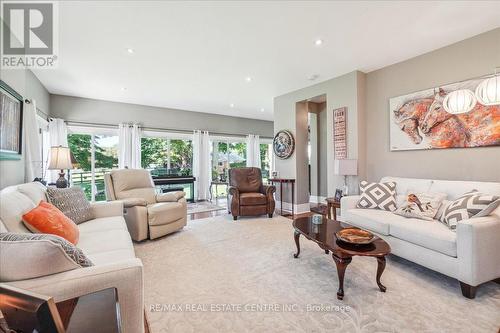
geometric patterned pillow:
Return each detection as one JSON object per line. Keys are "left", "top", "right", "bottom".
{"left": 0, "top": 232, "right": 93, "bottom": 267}
{"left": 356, "top": 181, "right": 397, "bottom": 211}
{"left": 47, "top": 187, "right": 94, "bottom": 224}
{"left": 441, "top": 191, "right": 500, "bottom": 230}
{"left": 0, "top": 232, "right": 93, "bottom": 281}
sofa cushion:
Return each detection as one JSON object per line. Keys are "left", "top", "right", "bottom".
{"left": 17, "top": 182, "right": 47, "bottom": 205}
{"left": 381, "top": 177, "right": 433, "bottom": 197}
{"left": 240, "top": 192, "right": 267, "bottom": 205}
{"left": 343, "top": 209, "right": 397, "bottom": 235}
{"left": 429, "top": 179, "right": 500, "bottom": 200}
{"left": 0, "top": 232, "right": 93, "bottom": 282}
{"left": 47, "top": 187, "right": 94, "bottom": 224}
{"left": 78, "top": 228, "right": 134, "bottom": 263}
{"left": 440, "top": 191, "right": 500, "bottom": 230}
{"left": 389, "top": 218, "right": 457, "bottom": 257}
{"left": 0, "top": 189, "right": 35, "bottom": 233}
{"left": 78, "top": 216, "right": 129, "bottom": 234}
{"left": 357, "top": 181, "right": 397, "bottom": 211}
{"left": 22, "top": 201, "right": 80, "bottom": 245}
{"left": 76, "top": 216, "right": 136, "bottom": 265}
{"left": 147, "top": 202, "right": 185, "bottom": 226}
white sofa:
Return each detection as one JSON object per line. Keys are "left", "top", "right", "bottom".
{"left": 340, "top": 176, "right": 500, "bottom": 299}
{"left": 0, "top": 182, "right": 144, "bottom": 333}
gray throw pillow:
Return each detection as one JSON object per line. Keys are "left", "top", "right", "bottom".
{"left": 356, "top": 181, "right": 397, "bottom": 211}
{"left": 47, "top": 187, "right": 94, "bottom": 224}
{"left": 0, "top": 232, "right": 93, "bottom": 282}
{"left": 440, "top": 191, "right": 500, "bottom": 230}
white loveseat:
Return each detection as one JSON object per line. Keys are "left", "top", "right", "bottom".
{"left": 0, "top": 182, "right": 144, "bottom": 333}
{"left": 340, "top": 176, "right": 500, "bottom": 299}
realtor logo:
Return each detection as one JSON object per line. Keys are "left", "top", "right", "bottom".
{"left": 1, "top": 1, "right": 58, "bottom": 68}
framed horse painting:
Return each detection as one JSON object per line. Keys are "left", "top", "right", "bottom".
{"left": 389, "top": 76, "right": 500, "bottom": 151}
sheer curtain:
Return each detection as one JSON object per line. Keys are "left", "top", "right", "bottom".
{"left": 24, "top": 100, "right": 42, "bottom": 182}
{"left": 193, "top": 130, "right": 210, "bottom": 201}
{"left": 48, "top": 118, "right": 68, "bottom": 182}
{"left": 246, "top": 134, "right": 261, "bottom": 168}
{"left": 118, "top": 123, "right": 142, "bottom": 169}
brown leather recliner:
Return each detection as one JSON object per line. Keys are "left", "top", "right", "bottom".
{"left": 228, "top": 167, "right": 276, "bottom": 220}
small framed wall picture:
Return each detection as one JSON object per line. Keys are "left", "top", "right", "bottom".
{"left": 334, "top": 189, "right": 343, "bottom": 202}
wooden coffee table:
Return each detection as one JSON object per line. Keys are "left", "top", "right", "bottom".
{"left": 293, "top": 216, "right": 391, "bottom": 300}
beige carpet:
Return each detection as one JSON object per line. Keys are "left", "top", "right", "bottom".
{"left": 134, "top": 215, "right": 500, "bottom": 333}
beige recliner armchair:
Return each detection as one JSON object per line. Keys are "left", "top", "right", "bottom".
{"left": 104, "top": 169, "right": 187, "bottom": 241}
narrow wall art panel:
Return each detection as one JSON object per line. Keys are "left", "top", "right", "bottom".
{"left": 333, "top": 107, "right": 347, "bottom": 159}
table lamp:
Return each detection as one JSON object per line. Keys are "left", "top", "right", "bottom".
{"left": 48, "top": 146, "right": 73, "bottom": 188}
{"left": 334, "top": 159, "right": 358, "bottom": 195}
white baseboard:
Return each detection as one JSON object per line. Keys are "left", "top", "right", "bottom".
{"left": 309, "top": 195, "right": 327, "bottom": 204}
{"left": 275, "top": 201, "right": 311, "bottom": 214}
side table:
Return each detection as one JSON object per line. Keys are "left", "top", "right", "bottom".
{"left": 268, "top": 178, "right": 295, "bottom": 217}
{"left": 326, "top": 197, "right": 341, "bottom": 220}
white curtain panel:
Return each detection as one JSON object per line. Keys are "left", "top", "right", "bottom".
{"left": 246, "top": 134, "right": 261, "bottom": 168}
{"left": 118, "top": 123, "right": 142, "bottom": 169}
{"left": 24, "top": 100, "right": 42, "bottom": 182}
{"left": 193, "top": 130, "right": 210, "bottom": 201}
{"left": 48, "top": 118, "right": 69, "bottom": 182}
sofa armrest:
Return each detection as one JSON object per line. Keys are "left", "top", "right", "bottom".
{"left": 156, "top": 191, "right": 185, "bottom": 203}
{"left": 8, "top": 258, "right": 144, "bottom": 333}
{"left": 120, "top": 198, "right": 148, "bottom": 208}
{"left": 457, "top": 216, "right": 500, "bottom": 286}
{"left": 91, "top": 201, "right": 124, "bottom": 218}
{"left": 340, "top": 195, "right": 360, "bottom": 216}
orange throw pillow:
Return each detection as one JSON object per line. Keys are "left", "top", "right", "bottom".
{"left": 22, "top": 201, "right": 79, "bottom": 245}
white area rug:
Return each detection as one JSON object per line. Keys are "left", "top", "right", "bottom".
{"left": 134, "top": 215, "right": 500, "bottom": 333}
{"left": 187, "top": 201, "right": 226, "bottom": 215}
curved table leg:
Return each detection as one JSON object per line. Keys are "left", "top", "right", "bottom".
{"left": 332, "top": 255, "right": 352, "bottom": 300}
{"left": 293, "top": 231, "right": 300, "bottom": 258}
{"left": 376, "top": 256, "right": 387, "bottom": 292}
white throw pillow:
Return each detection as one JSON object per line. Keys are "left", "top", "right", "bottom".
{"left": 394, "top": 192, "right": 447, "bottom": 221}
{"left": 0, "top": 232, "right": 93, "bottom": 282}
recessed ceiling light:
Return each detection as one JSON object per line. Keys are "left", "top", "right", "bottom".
{"left": 260, "top": 108, "right": 265, "bottom": 112}
{"left": 126, "top": 48, "right": 134, "bottom": 54}
{"left": 229, "top": 103, "right": 235, "bottom": 108}
{"left": 245, "top": 77, "right": 252, "bottom": 82}
{"left": 314, "top": 39, "right": 323, "bottom": 46}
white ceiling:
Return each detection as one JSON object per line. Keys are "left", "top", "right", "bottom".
{"left": 33, "top": 1, "right": 500, "bottom": 121}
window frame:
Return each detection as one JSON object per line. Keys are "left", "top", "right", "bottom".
{"left": 67, "top": 125, "right": 119, "bottom": 201}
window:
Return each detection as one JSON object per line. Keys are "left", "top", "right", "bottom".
{"left": 210, "top": 139, "right": 247, "bottom": 182}
{"left": 141, "top": 135, "right": 193, "bottom": 199}
{"left": 68, "top": 128, "right": 118, "bottom": 201}
{"left": 260, "top": 142, "right": 273, "bottom": 182}
{"left": 140, "top": 137, "right": 193, "bottom": 177}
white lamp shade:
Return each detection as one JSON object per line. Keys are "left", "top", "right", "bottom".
{"left": 442, "top": 89, "right": 477, "bottom": 114}
{"left": 48, "top": 146, "right": 73, "bottom": 170}
{"left": 334, "top": 159, "right": 357, "bottom": 176}
{"left": 475, "top": 75, "right": 500, "bottom": 106}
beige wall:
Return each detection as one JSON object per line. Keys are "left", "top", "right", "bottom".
{"left": 0, "top": 69, "right": 50, "bottom": 189}
{"left": 273, "top": 71, "right": 366, "bottom": 211}
{"left": 50, "top": 95, "right": 274, "bottom": 138}
{"left": 365, "top": 28, "right": 500, "bottom": 182}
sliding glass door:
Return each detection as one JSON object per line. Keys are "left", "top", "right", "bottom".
{"left": 68, "top": 128, "right": 118, "bottom": 201}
